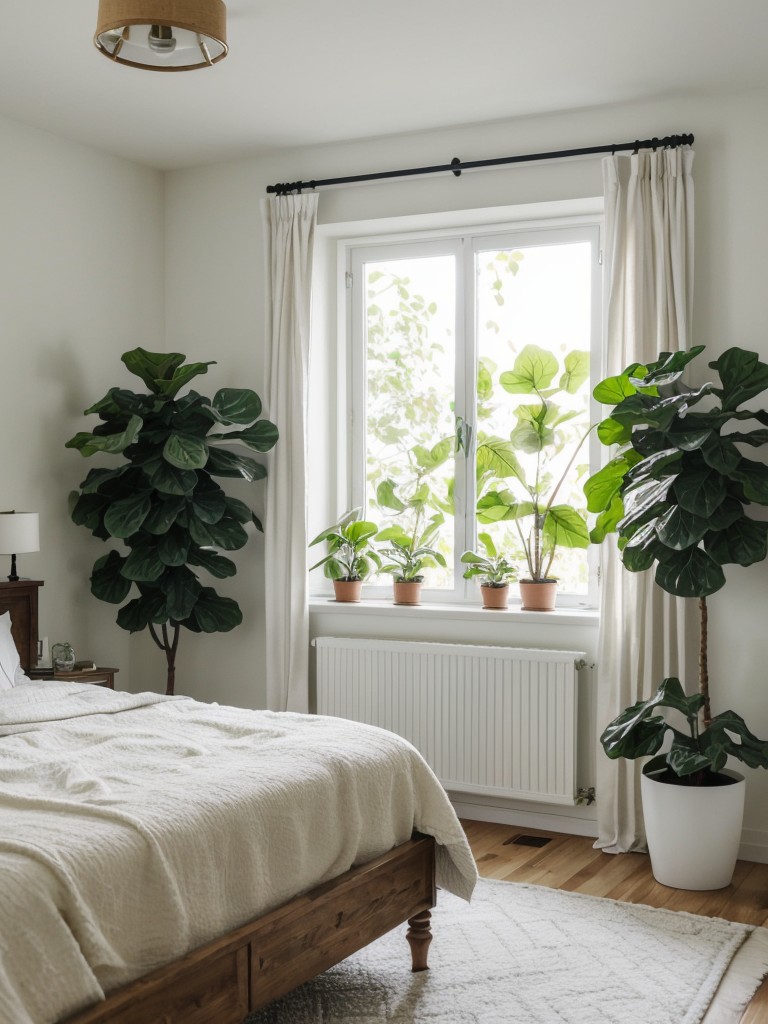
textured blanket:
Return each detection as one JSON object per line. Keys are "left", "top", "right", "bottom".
{"left": 0, "top": 682, "right": 477, "bottom": 1024}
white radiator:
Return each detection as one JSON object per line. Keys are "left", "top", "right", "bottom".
{"left": 314, "top": 637, "right": 584, "bottom": 806}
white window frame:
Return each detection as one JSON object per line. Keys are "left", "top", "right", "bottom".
{"left": 309, "top": 205, "right": 604, "bottom": 610}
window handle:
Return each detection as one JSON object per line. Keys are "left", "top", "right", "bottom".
{"left": 455, "top": 417, "right": 473, "bottom": 457}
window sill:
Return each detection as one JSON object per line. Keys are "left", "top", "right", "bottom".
{"left": 309, "top": 597, "right": 599, "bottom": 628}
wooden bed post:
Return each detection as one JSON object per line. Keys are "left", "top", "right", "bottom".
{"left": 406, "top": 909, "right": 432, "bottom": 971}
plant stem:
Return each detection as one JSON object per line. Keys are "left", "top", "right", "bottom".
{"left": 699, "top": 595, "right": 711, "bottom": 728}
{"left": 150, "top": 622, "right": 180, "bottom": 696}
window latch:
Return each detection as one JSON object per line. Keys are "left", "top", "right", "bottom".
{"left": 455, "top": 416, "right": 473, "bottom": 457}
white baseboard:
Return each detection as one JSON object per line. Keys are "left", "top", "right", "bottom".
{"left": 451, "top": 796, "right": 768, "bottom": 865}
{"left": 449, "top": 794, "right": 598, "bottom": 838}
{"left": 739, "top": 827, "right": 768, "bottom": 865}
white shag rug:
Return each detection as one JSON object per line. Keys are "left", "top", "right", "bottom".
{"left": 245, "top": 878, "right": 768, "bottom": 1024}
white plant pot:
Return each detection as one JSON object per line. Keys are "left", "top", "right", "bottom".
{"left": 641, "top": 757, "right": 746, "bottom": 890}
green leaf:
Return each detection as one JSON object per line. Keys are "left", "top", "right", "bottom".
{"left": 699, "top": 434, "right": 741, "bottom": 474}
{"left": 705, "top": 518, "right": 768, "bottom": 566}
{"left": 144, "top": 456, "right": 198, "bottom": 497}
{"left": 71, "top": 493, "right": 109, "bottom": 532}
{"left": 589, "top": 494, "right": 625, "bottom": 543}
{"left": 187, "top": 547, "right": 238, "bottom": 578}
{"left": 655, "top": 505, "right": 711, "bottom": 550}
{"left": 142, "top": 496, "right": 187, "bottom": 535}
{"left": 376, "top": 480, "right": 406, "bottom": 512}
{"left": 206, "top": 448, "right": 267, "bottom": 481}
{"left": 90, "top": 551, "right": 133, "bottom": 604}
{"left": 210, "top": 420, "right": 279, "bottom": 452}
{"left": 631, "top": 346, "right": 705, "bottom": 387}
{"left": 476, "top": 440, "right": 525, "bottom": 482}
{"left": 210, "top": 389, "right": 263, "bottom": 425}
{"left": 79, "top": 466, "right": 131, "bottom": 494}
{"left": 164, "top": 567, "right": 202, "bottom": 621}
{"left": 654, "top": 547, "right": 726, "bottom": 598}
{"left": 704, "top": 711, "right": 768, "bottom": 771}
{"left": 191, "top": 479, "right": 227, "bottom": 525}
{"left": 121, "top": 543, "right": 166, "bottom": 581}
{"left": 559, "top": 350, "right": 590, "bottom": 394}
{"left": 192, "top": 588, "right": 243, "bottom": 632}
{"left": 710, "top": 347, "right": 768, "bottom": 411}
{"left": 500, "top": 345, "right": 558, "bottom": 394}
{"left": 600, "top": 677, "right": 701, "bottom": 760}
{"left": 584, "top": 457, "right": 630, "bottom": 514}
{"left": 65, "top": 415, "right": 143, "bottom": 457}
{"left": 672, "top": 467, "right": 728, "bottom": 517}
{"left": 188, "top": 516, "right": 249, "bottom": 551}
{"left": 121, "top": 348, "right": 214, "bottom": 398}
{"left": 596, "top": 416, "right": 631, "bottom": 446}
{"left": 732, "top": 458, "right": 768, "bottom": 503}
{"left": 543, "top": 506, "right": 590, "bottom": 549}
{"left": 158, "top": 530, "right": 190, "bottom": 567}
{"left": 411, "top": 436, "right": 453, "bottom": 471}
{"left": 116, "top": 591, "right": 167, "bottom": 632}
{"left": 103, "top": 492, "right": 152, "bottom": 539}
{"left": 593, "top": 373, "right": 637, "bottom": 405}
{"left": 163, "top": 433, "right": 209, "bottom": 470}
{"left": 121, "top": 349, "right": 186, "bottom": 390}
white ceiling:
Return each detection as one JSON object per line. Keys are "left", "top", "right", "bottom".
{"left": 3, "top": 1, "right": 768, "bottom": 171}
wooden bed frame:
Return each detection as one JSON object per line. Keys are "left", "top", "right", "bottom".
{"left": 0, "top": 581, "right": 438, "bottom": 1024}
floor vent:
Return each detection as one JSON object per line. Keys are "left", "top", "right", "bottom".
{"left": 505, "top": 834, "right": 552, "bottom": 848}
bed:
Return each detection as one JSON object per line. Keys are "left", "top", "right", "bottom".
{"left": 0, "top": 586, "right": 477, "bottom": 1024}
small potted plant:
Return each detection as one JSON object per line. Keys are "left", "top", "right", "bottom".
{"left": 475, "top": 345, "right": 592, "bottom": 611}
{"left": 584, "top": 345, "right": 768, "bottom": 889}
{"left": 461, "top": 533, "right": 519, "bottom": 609}
{"left": 375, "top": 477, "right": 447, "bottom": 605}
{"left": 309, "top": 509, "right": 381, "bottom": 602}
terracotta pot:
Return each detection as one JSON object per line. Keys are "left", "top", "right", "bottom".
{"left": 480, "top": 583, "right": 509, "bottom": 610}
{"left": 393, "top": 580, "right": 423, "bottom": 606}
{"left": 332, "top": 578, "right": 363, "bottom": 603}
{"left": 518, "top": 579, "right": 557, "bottom": 611}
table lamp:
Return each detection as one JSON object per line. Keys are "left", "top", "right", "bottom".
{"left": 0, "top": 512, "right": 40, "bottom": 581}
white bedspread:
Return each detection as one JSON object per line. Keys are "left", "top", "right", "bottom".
{"left": 0, "top": 681, "right": 477, "bottom": 1024}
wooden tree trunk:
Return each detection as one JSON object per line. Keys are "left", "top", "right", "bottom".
{"left": 699, "top": 596, "right": 711, "bottom": 728}
{"left": 149, "top": 622, "right": 181, "bottom": 696}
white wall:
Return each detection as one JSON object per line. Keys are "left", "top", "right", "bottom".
{"left": 0, "top": 114, "right": 165, "bottom": 686}
{"left": 165, "top": 87, "right": 768, "bottom": 851}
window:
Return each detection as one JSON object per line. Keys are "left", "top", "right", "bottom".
{"left": 341, "top": 217, "right": 602, "bottom": 605}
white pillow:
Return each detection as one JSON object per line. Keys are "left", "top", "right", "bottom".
{"left": 0, "top": 611, "right": 31, "bottom": 689}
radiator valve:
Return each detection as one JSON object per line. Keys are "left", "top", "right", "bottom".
{"left": 576, "top": 786, "right": 596, "bottom": 806}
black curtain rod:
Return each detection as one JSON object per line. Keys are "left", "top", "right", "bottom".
{"left": 266, "top": 132, "right": 693, "bottom": 196}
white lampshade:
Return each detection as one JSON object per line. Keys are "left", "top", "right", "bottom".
{"left": 94, "top": 0, "right": 227, "bottom": 71}
{"left": 0, "top": 513, "right": 40, "bottom": 582}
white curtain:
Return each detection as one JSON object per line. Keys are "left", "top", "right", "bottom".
{"left": 595, "top": 147, "right": 696, "bottom": 853}
{"left": 264, "top": 193, "right": 319, "bottom": 712}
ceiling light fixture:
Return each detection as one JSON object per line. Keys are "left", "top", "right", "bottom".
{"left": 94, "top": 0, "right": 227, "bottom": 71}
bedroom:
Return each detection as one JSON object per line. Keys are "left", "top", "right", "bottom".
{"left": 1, "top": 1, "right": 768, "bottom": 1022}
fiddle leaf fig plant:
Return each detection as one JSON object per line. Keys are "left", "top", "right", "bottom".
{"left": 585, "top": 345, "right": 768, "bottom": 780}
{"left": 461, "top": 533, "right": 519, "bottom": 587}
{"left": 475, "top": 344, "right": 592, "bottom": 582}
{"left": 66, "top": 348, "right": 278, "bottom": 696}
{"left": 375, "top": 478, "right": 446, "bottom": 583}
{"left": 309, "top": 508, "right": 381, "bottom": 582}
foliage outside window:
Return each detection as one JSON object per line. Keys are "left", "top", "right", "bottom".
{"left": 345, "top": 221, "right": 600, "bottom": 603}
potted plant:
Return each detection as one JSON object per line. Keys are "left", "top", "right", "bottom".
{"left": 461, "top": 532, "right": 519, "bottom": 609}
{"left": 585, "top": 344, "right": 768, "bottom": 889}
{"left": 309, "top": 509, "right": 381, "bottom": 602}
{"left": 475, "top": 344, "right": 592, "bottom": 611}
{"left": 375, "top": 477, "right": 447, "bottom": 605}
{"left": 66, "top": 348, "right": 278, "bottom": 696}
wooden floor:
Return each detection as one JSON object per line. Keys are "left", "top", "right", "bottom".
{"left": 462, "top": 819, "right": 768, "bottom": 1023}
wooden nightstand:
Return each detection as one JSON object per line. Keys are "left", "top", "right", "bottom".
{"left": 29, "top": 667, "right": 118, "bottom": 689}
